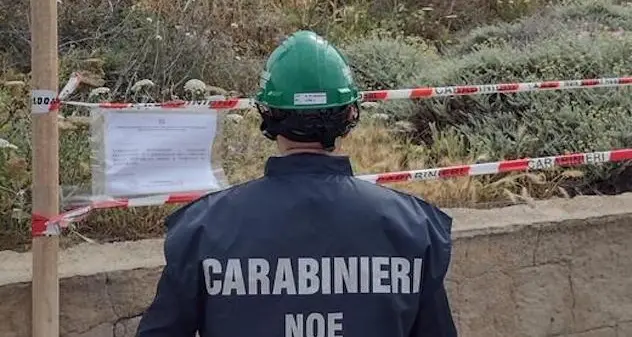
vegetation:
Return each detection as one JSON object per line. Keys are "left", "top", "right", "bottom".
{"left": 1, "top": 0, "right": 631, "bottom": 251}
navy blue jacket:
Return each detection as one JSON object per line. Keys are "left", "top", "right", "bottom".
{"left": 136, "top": 153, "right": 457, "bottom": 337}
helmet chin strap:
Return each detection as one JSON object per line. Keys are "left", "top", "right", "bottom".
{"left": 260, "top": 119, "right": 278, "bottom": 141}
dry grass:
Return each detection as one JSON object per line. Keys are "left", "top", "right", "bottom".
{"left": 216, "top": 109, "right": 541, "bottom": 207}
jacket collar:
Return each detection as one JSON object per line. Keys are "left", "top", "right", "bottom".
{"left": 264, "top": 153, "right": 354, "bottom": 177}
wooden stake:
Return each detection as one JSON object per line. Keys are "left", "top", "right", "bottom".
{"left": 30, "top": 0, "right": 60, "bottom": 335}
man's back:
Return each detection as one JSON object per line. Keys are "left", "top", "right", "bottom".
{"left": 137, "top": 153, "right": 457, "bottom": 337}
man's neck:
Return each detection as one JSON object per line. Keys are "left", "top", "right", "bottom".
{"left": 281, "top": 148, "right": 331, "bottom": 156}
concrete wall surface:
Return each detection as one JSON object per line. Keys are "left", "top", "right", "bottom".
{"left": 1, "top": 193, "right": 631, "bottom": 337}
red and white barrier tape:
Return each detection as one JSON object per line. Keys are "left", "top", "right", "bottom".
{"left": 63, "top": 98, "right": 255, "bottom": 111}
{"left": 360, "top": 148, "right": 632, "bottom": 184}
{"left": 32, "top": 148, "right": 632, "bottom": 236}
{"left": 361, "top": 76, "right": 632, "bottom": 101}
{"left": 58, "top": 72, "right": 82, "bottom": 102}
{"left": 32, "top": 191, "right": 210, "bottom": 236}
{"left": 60, "top": 76, "right": 632, "bottom": 111}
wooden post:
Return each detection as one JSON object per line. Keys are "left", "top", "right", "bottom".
{"left": 30, "top": 0, "right": 60, "bottom": 335}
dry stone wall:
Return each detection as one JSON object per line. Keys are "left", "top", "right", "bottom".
{"left": 1, "top": 193, "right": 631, "bottom": 337}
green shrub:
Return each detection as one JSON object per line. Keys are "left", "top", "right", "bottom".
{"left": 0, "top": 84, "right": 31, "bottom": 247}
{"left": 338, "top": 3, "right": 632, "bottom": 193}
{"left": 407, "top": 31, "right": 632, "bottom": 138}
{"left": 342, "top": 31, "right": 439, "bottom": 91}
{"left": 341, "top": 31, "right": 441, "bottom": 120}
{"left": 453, "top": 0, "right": 632, "bottom": 55}
{"left": 413, "top": 32, "right": 632, "bottom": 192}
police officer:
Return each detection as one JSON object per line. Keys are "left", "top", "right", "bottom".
{"left": 136, "top": 30, "right": 457, "bottom": 337}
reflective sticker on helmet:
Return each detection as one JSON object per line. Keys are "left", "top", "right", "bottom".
{"left": 259, "top": 71, "right": 271, "bottom": 89}
{"left": 343, "top": 66, "right": 353, "bottom": 82}
{"left": 294, "top": 93, "right": 327, "bottom": 105}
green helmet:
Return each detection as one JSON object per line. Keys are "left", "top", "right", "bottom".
{"left": 255, "top": 30, "right": 361, "bottom": 110}
{"left": 255, "top": 30, "right": 361, "bottom": 151}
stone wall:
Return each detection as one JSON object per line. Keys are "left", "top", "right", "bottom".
{"left": 1, "top": 193, "right": 631, "bottom": 337}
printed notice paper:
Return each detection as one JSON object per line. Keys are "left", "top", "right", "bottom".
{"left": 102, "top": 109, "right": 222, "bottom": 196}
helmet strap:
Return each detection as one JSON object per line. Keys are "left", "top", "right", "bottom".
{"left": 259, "top": 118, "right": 279, "bottom": 141}
{"left": 256, "top": 103, "right": 360, "bottom": 152}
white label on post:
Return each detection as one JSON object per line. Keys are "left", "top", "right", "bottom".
{"left": 31, "top": 90, "right": 56, "bottom": 114}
